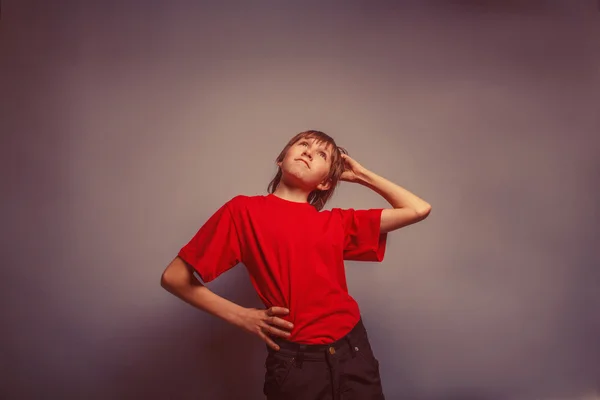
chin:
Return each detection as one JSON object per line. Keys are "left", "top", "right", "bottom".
{"left": 282, "top": 171, "right": 314, "bottom": 189}
{"left": 283, "top": 163, "right": 306, "bottom": 177}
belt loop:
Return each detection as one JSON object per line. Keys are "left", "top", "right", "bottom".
{"left": 295, "top": 345, "right": 306, "bottom": 369}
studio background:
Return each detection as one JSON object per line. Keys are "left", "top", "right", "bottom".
{"left": 1, "top": 1, "right": 599, "bottom": 399}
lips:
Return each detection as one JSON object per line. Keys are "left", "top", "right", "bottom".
{"left": 296, "top": 159, "right": 309, "bottom": 168}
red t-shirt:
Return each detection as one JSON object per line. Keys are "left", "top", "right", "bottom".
{"left": 178, "top": 194, "right": 387, "bottom": 344}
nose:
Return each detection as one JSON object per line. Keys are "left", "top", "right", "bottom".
{"left": 302, "top": 149, "right": 312, "bottom": 160}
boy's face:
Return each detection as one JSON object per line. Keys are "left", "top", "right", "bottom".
{"left": 278, "top": 137, "right": 333, "bottom": 191}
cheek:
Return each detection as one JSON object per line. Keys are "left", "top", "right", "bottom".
{"left": 315, "top": 163, "right": 331, "bottom": 179}
{"left": 285, "top": 148, "right": 300, "bottom": 161}
{"left": 280, "top": 152, "right": 294, "bottom": 166}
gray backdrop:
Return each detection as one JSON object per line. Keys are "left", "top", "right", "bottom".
{"left": 2, "top": 1, "right": 599, "bottom": 399}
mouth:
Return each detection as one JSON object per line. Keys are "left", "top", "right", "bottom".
{"left": 296, "top": 159, "right": 310, "bottom": 168}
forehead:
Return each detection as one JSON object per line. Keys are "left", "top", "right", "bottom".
{"left": 299, "top": 135, "right": 334, "bottom": 152}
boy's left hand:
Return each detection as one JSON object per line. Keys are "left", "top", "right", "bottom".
{"left": 340, "top": 154, "right": 367, "bottom": 183}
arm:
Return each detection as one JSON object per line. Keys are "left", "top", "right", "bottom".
{"left": 340, "top": 154, "right": 432, "bottom": 234}
{"left": 161, "top": 256, "right": 248, "bottom": 325}
{"left": 161, "top": 256, "right": 293, "bottom": 350}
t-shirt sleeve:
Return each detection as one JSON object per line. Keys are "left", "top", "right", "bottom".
{"left": 338, "top": 208, "right": 387, "bottom": 262}
{"left": 177, "top": 201, "right": 242, "bottom": 283}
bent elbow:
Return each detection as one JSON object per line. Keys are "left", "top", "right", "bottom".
{"left": 160, "top": 269, "right": 176, "bottom": 291}
{"left": 160, "top": 258, "right": 184, "bottom": 290}
{"left": 416, "top": 204, "right": 432, "bottom": 220}
{"left": 161, "top": 256, "right": 198, "bottom": 293}
{"left": 160, "top": 270, "right": 172, "bottom": 289}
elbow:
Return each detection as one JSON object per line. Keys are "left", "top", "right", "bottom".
{"left": 416, "top": 203, "right": 432, "bottom": 220}
{"left": 160, "top": 257, "right": 186, "bottom": 291}
{"left": 161, "top": 256, "right": 199, "bottom": 293}
{"left": 160, "top": 268, "right": 176, "bottom": 291}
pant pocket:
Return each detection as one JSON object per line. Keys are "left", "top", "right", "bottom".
{"left": 355, "top": 345, "right": 380, "bottom": 372}
{"left": 346, "top": 340, "right": 385, "bottom": 398}
{"left": 354, "top": 333, "right": 380, "bottom": 368}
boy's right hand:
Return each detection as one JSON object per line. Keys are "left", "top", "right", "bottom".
{"left": 237, "top": 306, "right": 294, "bottom": 351}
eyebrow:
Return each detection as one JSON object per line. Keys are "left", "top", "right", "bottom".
{"left": 304, "top": 138, "right": 332, "bottom": 157}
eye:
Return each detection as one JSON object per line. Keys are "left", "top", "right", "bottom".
{"left": 299, "top": 141, "right": 309, "bottom": 147}
{"left": 319, "top": 151, "right": 327, "bottom": 159}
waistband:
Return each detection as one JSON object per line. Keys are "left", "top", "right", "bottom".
{"left": 270, "top": 318, "right": 366, "bottom": 355}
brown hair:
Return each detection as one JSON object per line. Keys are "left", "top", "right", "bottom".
{"left": 267, "top": 130, "right": 348, "bottom": 211}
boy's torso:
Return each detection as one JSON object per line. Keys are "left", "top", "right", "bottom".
{"left": 231, "top": 195, "right": 361, "bottom": 344}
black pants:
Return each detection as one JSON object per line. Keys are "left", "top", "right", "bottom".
{"left": 263, "top": 318, "right": 385, "bottom": 400}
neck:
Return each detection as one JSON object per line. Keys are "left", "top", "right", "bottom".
{"left": 272, "top": 182, "right": 311, "bottom": 203}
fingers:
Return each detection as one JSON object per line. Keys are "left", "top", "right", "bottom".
{"left": 259, "top": 307, "right": 294, "bottom": 350}
{"left": 260, "top": 321, "right": 292, "bottom": 338}
{"left": 267, "top": 316, "right": 294, "bottom": 331}
{"left": 267, "top": 306, "right": 289, "bottom": 316}
{"left": 259, "top": 330, "right": 280, "bottom": 351}
{"left": 265, "top": 308, "right": 294, "bottom": 332}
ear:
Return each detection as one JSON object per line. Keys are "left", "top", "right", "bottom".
{"left": 316, "top": 179, "right": 332, "bottom": 191}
